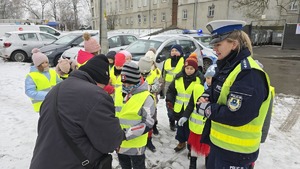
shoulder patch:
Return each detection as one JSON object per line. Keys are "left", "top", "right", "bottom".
{"left": 241, "top": 59, "right": 251, "bottom": 70}
{"left": 227, "top": 94, "right": 243, "bottom": 112}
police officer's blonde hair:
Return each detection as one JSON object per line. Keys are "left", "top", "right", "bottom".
{"left": 226, "top": 31, "right": 253, "bottom": 55}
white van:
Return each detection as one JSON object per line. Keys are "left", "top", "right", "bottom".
{"left": 0, "top": 25, "right": 61, "bottom": 37}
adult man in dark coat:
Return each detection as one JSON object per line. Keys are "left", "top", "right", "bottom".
{"left": 30, "top": 54, "right": 124, "bottom": 169}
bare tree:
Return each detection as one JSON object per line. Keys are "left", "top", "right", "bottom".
{"left": 38, "top": 0, "right": 48, "bottom": 20}
{"left": 71, "top": 0, "right": 79, "bottom": 29}
{"left": 48, "top": 0, "right": 59, "bottom": 21}
{"left": 0, "top": 0, "right": 23, "bottom": 19}
{"left": 22, "top": 0, "right": 40, "bottom": 19}
{"left": 59, "top": 1, "right": 76, "bottom": 30}
{"left": 233, "top": 0, "right": 270, "bottom": 18}
{"left": 234, "top": 0, "right": 300, "bottom": 19}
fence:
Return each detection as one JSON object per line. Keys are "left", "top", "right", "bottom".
{"left": 282, "top": 23, "right": 300, "bottom": 50}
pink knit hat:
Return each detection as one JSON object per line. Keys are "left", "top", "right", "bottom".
{"left": 119, "top": 50, "right": 132, "bottom": 60}
{"left": 57, "top": 58, "right": 71, "bottom": 74}
{"left": 83, "top": 32, "right": 101, "bottom": 54}
{"left": 31, "top": 48, "right": 49, "bottom": 67}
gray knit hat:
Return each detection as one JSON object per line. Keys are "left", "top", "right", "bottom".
{"left": 138, "top": 56, "right": 153, "bottom": 74}
{"left": 121, "top": 61, "right": 141, "bottom": 84}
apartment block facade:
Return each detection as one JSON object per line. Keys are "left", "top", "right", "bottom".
{"left": 91, "top": 0, "right": 299, "bottom": 33}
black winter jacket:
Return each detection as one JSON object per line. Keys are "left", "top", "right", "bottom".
{"left": 30, "top": 70, "right": 124, "bottom": 169}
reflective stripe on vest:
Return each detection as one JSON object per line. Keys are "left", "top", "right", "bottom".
{"left": 118, "top": 91, "right": 150, "bottom": 148}
{"left": 173, "top": 77, "right": 200, "bottom": 113}
{"left": 164, "top": 57, "right": 184, "bottom": 82}
{"left": 28, "top": 69, "right": 57, "bottom": 112}
{"left": 210, "top": 56, "right": 271, "bottom": 153}
{"left": 188, "top": 84, "right": 205, "bottom": 134}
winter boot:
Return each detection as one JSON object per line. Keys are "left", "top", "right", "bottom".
{"left": 153, "top": 121, "right": 159, "bottom": 135}
{"left": 146, "top": 138, "right": 156, "bottom": 152}
{"left": 169, "top": 120, "right": 176, "bottom": 131}
{"left": 189, "top": 157, "right": 197, "bottom": 169}
{"left": 174, "top": 142, "right": 186, "bottom": 152}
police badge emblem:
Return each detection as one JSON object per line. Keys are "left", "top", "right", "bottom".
{"left": 227, "top": 94, "right": 242, "bottom": 111}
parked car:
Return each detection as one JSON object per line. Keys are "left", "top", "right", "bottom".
{"left": 39, "top": 32, "right": 98, "bottom": 66}
{"left": 196, "top": 41, "right": 217, "bottom": 72}
{"left": 124, "top": 34, "right": 204, "bottom": 71}
{"left": 0, "top": 31, "right": 58, "bottom": 62}
{"left": 61, "top": 33, "right": 138, "bottom": 61}
{"left": 0, "top": 25, "right": 61, "bottom": 37}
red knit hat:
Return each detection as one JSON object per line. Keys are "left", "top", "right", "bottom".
{"left": 114, "top": 53, "right": 126, "bottom": 67}
{"left": 185, "top": 52, "right": 198, "bottom": 70}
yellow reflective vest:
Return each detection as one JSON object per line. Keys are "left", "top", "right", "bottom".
{"left": 174, "top": 76, "right": 200, "bottom": 113}
{"left": 164, "top": 57, "right": 184, "bottom": 83}
{"left": 28, "top": 69, "right": 57, "bottom": 112}
{"left": 210, "top": 56, "right": 271, "bottom": 153}
{"left": 188, "top": 84, "right": 205, "bottom": 134}
{"left": 146, "top": 68, "right": 161, "bottom": 85}
{"left": 118, "top": 91, "right": 150, "bottom": 148}
{"left": 110, "top": 66, "right": 123, "bottom": 116}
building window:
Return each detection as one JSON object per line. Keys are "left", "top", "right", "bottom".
{"left": 91, "top": 7, "right": 94, "bottom": 17}
{"left": 130, "top": 17, "right": 134, "bottom": 24}
{"left": 162, "top": 0, "right": 167, "bottom": 3}
{"left": 115, "top": 1, "right": 118, "bottom": 12}
{"left": 119, "top": 18, "right": 122, "bottom": 26}
{"left": 130, "top": 0, "right": 133, "bottom": 8}
{"left": 138, "top": 14, "right": 142, "bottom": 23}
{"left": 153, "top": 0, "right": 158, "bottom": 4}
{"left": 208, "top": 4, "right": 215, "bottom": 17}
{"left": 153, "top": 13, "right": 157, "bottom": 23}
{"left": 143, "top": 15, "right": 147, "bottom": 23}
{"left": 110, "top": 2, "right": 113, "bottom": 14}
{"left": 290, "top": 0, "right": 298, "bottom": 10}
{"left": 182, "top": 9, "right": 187, "bottom": 19}
{"left": 161, "top": 12, "right": 166, "bottom": 21}
{"left": 138, "top": 0, "right": 142, "bottom": 7}
{"left": 143, "top": 0, "right": 147, "bottom": 6}
{"left": 125, "top": 0, "right": 129, "bottom": 9}
{"left": 126, "top": 17, "right": 129, "bottom": 25}
{"left": 119, "top": 0, "right": 122, "bottom": 11}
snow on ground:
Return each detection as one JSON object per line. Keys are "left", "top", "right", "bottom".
{"left": 0, "top": 59, "right": 300, "bottom": 169}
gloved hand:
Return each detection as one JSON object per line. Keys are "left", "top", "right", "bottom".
{"left": 103, "top": 85, "right": 115, "bottom": 95}
{"left": 197, "top": 102, "right": 211, "bottom": 118}
{"left": 178, "top": 117, "right": 188, "bottom": 126}
{"left": 166, "top": 101, "right": 173, "bottom": 110}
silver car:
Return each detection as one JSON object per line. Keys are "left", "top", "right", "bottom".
{"left": 125, "top": 34, "right": 204, "bottom": 71}
{"left": 61, "top": 33, "right": 138, "bottom": 61}
{"left": 0, "top": 31, "right": 58, "bottom": 62}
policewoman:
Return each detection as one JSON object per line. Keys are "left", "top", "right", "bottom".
{"left": 197, "top": 20, "right": 271, "bottom": 169}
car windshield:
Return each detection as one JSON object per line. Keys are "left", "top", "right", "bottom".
{"left": 126, "top": 39, "right": 162, "bottom": 60}
{"left": 194, "top": 36, "right": 212, "bottom": 48}
{"left": 54, "top": 34, "right": 79, "bottom": 45}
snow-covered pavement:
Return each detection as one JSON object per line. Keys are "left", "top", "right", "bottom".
{"left": 0, "top": 60, "right": 299, "bottom": 169}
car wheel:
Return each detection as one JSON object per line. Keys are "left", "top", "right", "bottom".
{"left": 203, "top": 58, "right": 212, "bottom": 73}
{"left": 53, "top": 55, "right": 61, "bottom": 67}
{"left": 11, "top": 51, "right": 27, "bottom": 62}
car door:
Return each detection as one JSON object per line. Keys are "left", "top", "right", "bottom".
{"left": 108, "top": 35, "right": 122, "bottom": 51}
{"left": 18, "top": 33, "right": 42, "bottom": 56}
{"left": 38, "top": 32, "right": 57, "bottom": 45}
{"left": 121, "top": 35, "right": 138, "bottom": 46}
{"left": 178, "top": 39, "right": 203, "bottom": 69}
